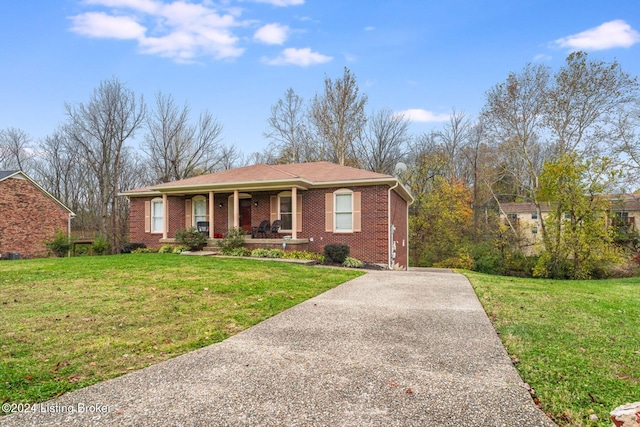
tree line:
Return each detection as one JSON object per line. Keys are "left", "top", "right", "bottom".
{"left": 2, "top": 53, "right": 640, "bottom": 278}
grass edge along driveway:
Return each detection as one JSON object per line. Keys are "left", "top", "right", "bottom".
{"left": 1, "top": 254, "right": 363, "bottom": 411}
{"left": 464, "top": 271, "right": 640, "bottom": 427}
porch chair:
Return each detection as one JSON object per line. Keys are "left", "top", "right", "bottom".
{"left": 253, "top": 220, "right": 270, "bottom": 238}
{"left": 270, "top": 220, "right": 282, "bottom": 236}
{"left": 196, "top": 221, "right": 210, "bottom": 234}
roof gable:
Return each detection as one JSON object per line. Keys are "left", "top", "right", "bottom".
{"left": 0, "top": 170, "right": 74, "bottom": 214}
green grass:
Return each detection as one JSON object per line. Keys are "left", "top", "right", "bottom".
{"left": 464, "top": 271, "right": 640, "bottom": 427}
{"left": 0, "top": 254, "right": 363, "bottom": 412}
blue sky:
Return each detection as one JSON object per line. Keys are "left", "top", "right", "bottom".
{"left": 2, "top": 0, "right": 640, "bottom": 156}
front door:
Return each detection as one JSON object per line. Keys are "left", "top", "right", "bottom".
{"left": 239, "top": 199, "right": 252, "bottom": 233}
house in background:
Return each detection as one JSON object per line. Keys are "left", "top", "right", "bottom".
{"left": 500, "top": 194, "right": 640, "bottom": 255}
{"left": 0, "top": 170, "right": 74, "bottom": 259}
{"left": 121, "top": 162, "right": 413, "bottom": 269}
{"left": 499, "top": 202, "right": 546, "bottom": 255}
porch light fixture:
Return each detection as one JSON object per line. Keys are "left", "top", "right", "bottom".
{"left": 218, "top": 203, "right": 224, "bottom": 208}
{"left": 254, "top": 201, "right": 259, "bottom": 207}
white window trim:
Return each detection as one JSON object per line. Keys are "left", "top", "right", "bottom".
{"left": 278, "top": 191, "right": 293, "bottom": 232}
{"left": 334, "top": 189, "right": 353, "bottom": 233}
{"left": 151, "top": 197, "right": 164, "bottom": 234}
{"left": 192, "top": 195, "right": 207, "bottom": 227}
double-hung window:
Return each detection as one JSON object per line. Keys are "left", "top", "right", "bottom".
{"left": 151, "top": 198, "right": 164, "bottom": 233}
{"left": 279, "top": 194, "right": 292, "bottom": 231}
{"left": 334, "top": 191, "right": 353, "bottom": 232}
{"left": 193, "top": 196, "right": 207, "bottom": 226}
{"left": 324, "top": 189, "right": 360, "bottom": 233}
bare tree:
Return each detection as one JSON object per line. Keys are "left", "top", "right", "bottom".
{"left": 613, "top": 103, "right": 640, "bottom": 181}
{"left": 0, "top": 127, "right": 34, "bottom": 172}
{"left": 64, "top": 76, "right": 145, "bottom": 252}
{"left": 438, "top": 109, "right": 471, "bottom": 180}
{"left": 310, "top": 67, "right": 368, "bottom": 165}
{"left": 264, "top": 88, "right": 313, "bottom": 163}
{"left": 355, "top": 109, "right": 410, "bottom": 174}
{"left": 405, "top": 131, "right": 449, "bottom": 195}
{"left": 545, "top": 51, "right": 639, "bottom": 157}
{"left": 143, "top": 92, "right": 190, "bottom": 182}
{"left": 218, "top": 144, "right": 242, "bottom": 170}
{"left": 459, "top": 119, "right": 494, "bottom": 240}
{"left": 33, "top": 130, "right": 79, "bottom": 204}
{"left": 482, "top": 62, "right": 552, "bottom": 249}
{"left": 142, "top": 92, "right": 225, "bottom": 182}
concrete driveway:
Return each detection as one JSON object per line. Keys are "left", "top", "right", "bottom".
{"left": 1, "top": 269, "right": 556, "bottom": 426}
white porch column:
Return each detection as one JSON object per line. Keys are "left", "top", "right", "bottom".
{"left": 291, "top": 187, "right": 297, "bottom": 240}
{"left": 162, "top": 194, "right": 168, "bottom": 240}
{"left": 233, "top": 189, "right": 239, "bottom": 229}
{"left": 208, "top": 191, "right": 215, "bottom": 238}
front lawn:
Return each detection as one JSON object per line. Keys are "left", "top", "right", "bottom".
{"left": 0, "top": 254, "right": 362, "bottom": 411}
{"left": 465, "top": 271, "right": 640, "bottom": 427}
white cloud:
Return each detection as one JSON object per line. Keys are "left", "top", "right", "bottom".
{"left": 344, "top": 52, "right": 357, "bottom": 62}
{"left": 70, "top": 12, "right": 146, "bottom": 39}
{"left": 253, "top": 0, "right": 304, "bottom": 6}
{"left": 265, "top": 47, "right": 332, "bottom": 66}
{"left": 70, "top": 1, "right": 245, "bottom": 61}
{"left": 554, "top": 20, "right": 640, "bottom": 51}
{"left": 254, "top": 23, "right": 289, "bottom": 44}
{"left": 84, "top": 0, "right": 160, "bottom": 14}
{"left": 395, "top": 109, "right": 450, "bottom": 123}
{"left": 533, "top": 53, "right": 552, "bottom": 62}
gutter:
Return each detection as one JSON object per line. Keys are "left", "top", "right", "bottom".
{"left": 388, "top": 181, "right": 399, "bottom": 270}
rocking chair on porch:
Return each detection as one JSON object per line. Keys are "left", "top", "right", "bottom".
{"left": 196, "top": 221, "right": 210, "bottom": 234}
{"left": 269, "top": 220, "right": 282, "bottom": 236}
{"left": 252, "top": 220, "right": 270, "bottom": 238}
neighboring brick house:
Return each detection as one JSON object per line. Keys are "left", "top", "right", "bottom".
{"left": 0, "top": 170, "right": 74, "bottom": 259}
{"left": 121, "top": 162, "right": 413, "bottom": 269}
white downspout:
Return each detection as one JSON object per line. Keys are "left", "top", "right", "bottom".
{"left": 68, "top": 213, "right": 75, "bottom": 257}
{"left": 388, "top": 181, "right": 399, "bottom": 269}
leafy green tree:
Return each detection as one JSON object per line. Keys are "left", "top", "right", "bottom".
{"left": 409, "top": 176, "right": 472, "bottom": 266}
{"left": 534, "top": 154, "right": 622, "bottom": 279}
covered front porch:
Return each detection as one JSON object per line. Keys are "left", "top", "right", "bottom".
{"left": 156, "top": 186, "right": 305, "bottom": 242}
{"left": 160, "top": 236, "right": 310, "bottom": 253}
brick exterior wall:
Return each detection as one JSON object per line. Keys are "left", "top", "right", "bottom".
{"left": 0, "top": 176, "right": 70, "bottom": 258}
{"left": 128, "top": 184, "right": 408, "bottom": 267}
{"left": 390, "top": 189, "right": 409, "bottom": 269}
{"left": 298, "top": 185, "right": 390, "bottom": 265}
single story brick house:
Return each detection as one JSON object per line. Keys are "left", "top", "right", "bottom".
{"left": 121, "top": 162, "right": 413, "bottom": 269}
{"left": 0, "top": 170, "right": 74, "bottom": 259}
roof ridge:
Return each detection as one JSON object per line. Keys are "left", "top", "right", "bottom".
{"left": 268, "top": 163, "right": 302, "bottom": 178}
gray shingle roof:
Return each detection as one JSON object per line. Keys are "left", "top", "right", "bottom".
{"left": 0, "top": 170, "right": 19, "bottom": 181}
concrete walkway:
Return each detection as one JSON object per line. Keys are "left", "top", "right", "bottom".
{"left": 1, "top": 270, "right": 556, "bottom": 427}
